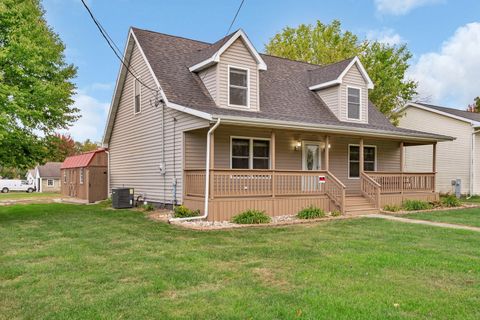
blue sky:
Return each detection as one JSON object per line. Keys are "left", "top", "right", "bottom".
{"left": 42, "top": 0, "right": 480, "bottom": 142}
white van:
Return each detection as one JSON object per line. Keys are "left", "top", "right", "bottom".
{"left": 0, "top": 180, "right": 36, "bottom": 193}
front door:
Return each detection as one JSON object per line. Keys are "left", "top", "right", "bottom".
{"left": 302, "top": 141, "right": 321, "bottom": 171}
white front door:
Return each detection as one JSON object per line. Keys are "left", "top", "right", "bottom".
{"left": 302, "top": 141, "right": 321, "bottom": 171}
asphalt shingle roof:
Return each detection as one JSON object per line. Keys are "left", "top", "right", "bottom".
{"left": 37, "top": 162, "right": 61, "bottom": 178}
{"left": 132, "top": 27, "right": 450, "bottom": 140}
{"left": 415, "top": 102, "right": 480, "bottom": 123}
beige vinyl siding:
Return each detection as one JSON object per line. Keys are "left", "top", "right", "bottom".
{"left": 218, "top": 38, "right": 259, "bottom": 111}
{"left": 317, "top": 86, "right": 340, "bottom": 118}
{"left": 108, "top": 42, "right": 209, "bottom": 204}
{"left": 339, "top": 64, "right": 368, "bottom": 123}
{"left": 399, "top": 106, "right": 472, "bottom": 194}
{"left": 198, "top": 65, "right": 218, "bottom": 102}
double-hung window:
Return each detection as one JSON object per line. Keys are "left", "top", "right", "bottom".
{"left": 229, "top": 67, "right": 248, "bottom": 107}
{"left": 347, "top": 87, "right": 361, "bottom": 120}
{"left": 47, "top": 179, "right": 54, "bottom": 187}
{"left": 349, "top": 145, "right": 376, "bottom": 178}
{"left": 231, "top": 138, "right": 270, "bottom": 169}
{"left": 134, "top": 79, "right": 141, "bottom": 113}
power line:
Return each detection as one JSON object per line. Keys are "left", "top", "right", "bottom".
{"left": 80, "top": 0, "right": 158, "bottom": 93}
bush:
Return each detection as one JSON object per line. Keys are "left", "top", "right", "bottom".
{"left": 383, "top": 204, "right": 401, "bottom": 212}
{"left": 142, "top": 203, "right": 155, "bottom": 212}
{"left": 441, "top": 194, "right": 461, "bottom": 207}
{"left": 173, "top": 205, "right": 200, "bottom": 218}
{"left": 402, "top": 200, "right": 433, "bottom": 211}
{"left": 297, "top": 206, "right": 326, "bottom": 219}
{"left": 330, "top": 209, "right": 342, "bottom": 217}
{"left": 232, "top": 210, "right": 271, "bottom": 224}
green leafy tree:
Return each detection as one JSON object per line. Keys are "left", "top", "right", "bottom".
{"left": 0, "top": 0, "right": 78, "bottom": 169}
{"left": 466, "top": 97, "right": 480, "bottom": 113}
{"left": 75, "top": 139, "right": 100, "bottom": 153}
{"left": 44, "top": 133, "right": 77, "bottom": 162}
{"left": 265, "top": 20, "right": 417, "bottom": 125}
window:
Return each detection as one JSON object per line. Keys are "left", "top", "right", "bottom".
{"left": 47, "top": 179, "right": 54, "bottom": 187}
{"left": 64, "top": 171, "right": 66, "bottom": 184}
{"left": 134, "top": 79, "right": 141, "bottom": 113}
{"left": 347, "top": 87, "right": 361, "bottom": 120}
{"left": 348, "top": 145, "right": 376, "bottom": 178}
{"left": 231, "top": 138, "right": 270, "bottom": 169}
{"left": 228, "top": 67, "right": 248, "bottom": 107}
{"left": 80, "top": 168, "right": 84, "bottom": 184}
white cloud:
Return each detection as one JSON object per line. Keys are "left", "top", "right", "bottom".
{"left": 62, "top": 90, "right": 109, "bottom": 143}
{"left": 367, "top": 28, "right": 404, "bottom": 45}
{"left": 374, "top": 0, "right": 442, "bottom": 15}
{"left": 408, "top": 22, "right": 480, "bottom": 107}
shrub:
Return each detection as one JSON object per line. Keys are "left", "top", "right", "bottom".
{"left": 441, "top": 194, "right": 461, "bottom": 207}
{"left": 173, "top": 205, "right": 200, "bottom": 218}
{"left": 330, "top": 209, "right": 342, "bottom": 217}
{"left": 383, "top": 204, "right": 401, "bottom": 212}
{"left": 402, "top": 199, "right": 433, "bottom": 211}
{"left": 232, "top": 210, "right": 271, "bottom": 224}
{"left": 297, "top": 206, "right": 326, "bottom": 219}
{"left": 142, "top": 203, "right": 155, "bottom": 212}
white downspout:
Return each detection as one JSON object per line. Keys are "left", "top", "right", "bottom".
{"left": 468, "top": 128, "right": 480, "bottom": 198}
{"left": 169, "top": 118, "right": 221, "bottom": 222}
{"left": 105, "top": 150, "right": 110, "bottom": 197}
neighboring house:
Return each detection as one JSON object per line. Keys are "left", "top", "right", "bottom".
{"left": 34, "top": 162, "right": 61, "bottom": 192}
{"left": 103, "top": 27, "right": 451, "bottom": 221}
{"left": 399, "top": 102, "right": 480, "bottom": 195}
{"left": 26, "top": 169, "right": 35, "bottom": 185}
{"left": 60, "top": 149, "right": 108, "bottom": 203}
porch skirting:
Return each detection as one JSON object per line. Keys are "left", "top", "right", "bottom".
{"left": 184, "top": 195, "right": 334, "bottom": 222}
{"left": 379, "top": 192, "right": 439, "bottom": 207}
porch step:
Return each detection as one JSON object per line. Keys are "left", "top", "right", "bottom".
{"left": 345, "top": 196, "right": 379, "bottom": 215}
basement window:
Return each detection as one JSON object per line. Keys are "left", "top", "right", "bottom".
{"left": 228, "top": 67, "right": 248, "bottom": 107}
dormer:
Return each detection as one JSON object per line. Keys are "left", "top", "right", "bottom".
{"left": 189, "top": 29, "right": 266, "bottom": 111}
{"left": 308, "top": 57, "right": 374, "bottom": 124}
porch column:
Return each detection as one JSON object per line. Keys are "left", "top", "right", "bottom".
{"left": 400, "top": 142, "right": 404, "bottom": 172}
{"left": 359, "top": 138, "right": 364, "bottom": 173}
{"left": 325, "top": 136, "right": 330, "bottom": 171}
{"left": 209, "top": 130, "right": 215, "bottom": 200}
{"left": 432, "top": 142, "right": 437, "bottom": 172}
{"left": 271, "top": 130, "right": 276, "bottom": 198}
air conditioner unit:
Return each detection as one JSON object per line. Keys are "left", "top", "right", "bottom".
{"left": 112, "top": 188, "right": 134, "bottom": 209}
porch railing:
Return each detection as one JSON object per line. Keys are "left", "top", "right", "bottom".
{"left": 360, "top": 172, "right": 381, "bottom": 208}
{"left": 367, "top": 172, "right": 435, "bottom": 194}
{"left": 184, "top": 169, "right": 346, "bottom": 213}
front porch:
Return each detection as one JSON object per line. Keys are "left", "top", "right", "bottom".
{"left": 182, "top": 125, "right": 439, "bottom": 221}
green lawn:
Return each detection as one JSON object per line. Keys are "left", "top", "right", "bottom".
{"left": 462, "top": 195, "right": 480, "bottom": 205}
{"left": 1, "top": 204, "right": 479, "bottom": 319}
{"left": 402, "top": 208, "right": 480, "bottom": 228}
{"left": 0, "top": 192, "right": 60, "bottom": 201}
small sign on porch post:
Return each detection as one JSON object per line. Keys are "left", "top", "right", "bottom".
{"left": 318, "top": 176, "right": 326, "bottom": 184}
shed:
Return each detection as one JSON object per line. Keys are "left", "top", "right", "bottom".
{"left": 61, "top": 149, "right": 108, "bottom": 203}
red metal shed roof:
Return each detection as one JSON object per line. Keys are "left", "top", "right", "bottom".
{"left": 61, "top": 149, "right": 105, "bottom": 169}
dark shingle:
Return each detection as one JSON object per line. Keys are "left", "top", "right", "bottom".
{"left": 37, "top": 162, "right": 61, "bottom": 178}
{"left": 415, "top": 102, "right": 480, "bottom": 123}
{"left": 308, "top": 58, "right": 354, "bottom": 87}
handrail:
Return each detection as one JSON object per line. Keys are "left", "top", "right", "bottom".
{"left": 361, "top": 172, "right": 381, "bottom": 209}
{"left": 325, "top": 171, "right": 346, "bottom": 214}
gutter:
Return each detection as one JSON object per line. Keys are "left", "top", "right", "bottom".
{"left": 169, "top": 118, "right": 221, "bottom": 222}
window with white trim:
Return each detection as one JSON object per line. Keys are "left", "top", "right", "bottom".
{"left": 134, "top": 79, "right": 141, "bottom": 113}
{"left": 349, "top": 145, "right": 376, "bottom": 178}
{"left": 80, "top": 168, "right": 84, "bottom": 185}
{"left": 347, "top": 87, "right": 360, "bottom": 120}
{"left": 47, "top": 179, "right": 54, "bottom": 187}
{"left": 231, "top": 138, "right": 270, "bottom": 169}
{"left": 229, "top": 67, "right": 248, "bottom": 107}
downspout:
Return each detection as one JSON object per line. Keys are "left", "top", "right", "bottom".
{"left": 169, "top": 118, "right": 221, "bottom": 222}
{"left": 105, "top": 150, "right": 110, "bottom": 197}
{"left": 467, "top": 127, "right": 480, "bottom": 199}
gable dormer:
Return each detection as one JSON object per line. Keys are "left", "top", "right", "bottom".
{"left": 189, "top": 29, "right": 266, "bottom": 111}
{"left": 309, "top": 57, "right": 374, "bottom": 124}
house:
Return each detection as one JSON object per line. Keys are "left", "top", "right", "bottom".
{"left": 399, "top": 102, "right": 479, "bottom": 195}
{"left": 102, "top": 27, "right": 452, "bottom": 221}
{"left": 26, "top": 169, "right": 35, "bottom": 185}
{"left": 60, "top": 149, "right": 108, "bottom": 203}
{"left": 33, "top": 162, "right": 62, "bottom": 192}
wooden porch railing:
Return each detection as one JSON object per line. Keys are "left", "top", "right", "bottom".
{"left": 367, "top": 172, "right": 435, "bottom": 194}
{"left": 184, "top": 169, "right": 346, "bottom": 213}
{"left": 360, "top": 172, "right": 381, "bottom": 208}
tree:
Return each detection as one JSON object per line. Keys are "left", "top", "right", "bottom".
{"left": 0, "top": 0, "right": 78, "bottom": 169}
{"left": 75, "top": 139, "right": 100, "bottom": 153}
{"left": 44, "top": 134, "right": 77, "bottom": 162}
{"left": 265, "top": 20, "right": 417, "bottom": 125}
{"left": 466, "top": 97, "right": 480, "bottom": 113}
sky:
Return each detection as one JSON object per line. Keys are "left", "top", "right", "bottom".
{"left": 42, "top": 0, "right": 480, "bottom": 142}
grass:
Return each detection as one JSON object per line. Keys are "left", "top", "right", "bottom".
{"left": 403, "top": 208, "right": 480, "bottom": 228}
{"left": 462, "top": 195, "right": 480, "bottom": 205}
{"left": 0, "top": 192, "right": 60, "bottom": 201}
{"left": 1, "top": 204, "right": 480, "bottom": 319}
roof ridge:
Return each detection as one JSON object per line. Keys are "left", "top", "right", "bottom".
{"left": 132, "top": 26, "right": 211, "bottom": 45}
{"left": 417, "top": 102, "right": 465, "bottom": 113}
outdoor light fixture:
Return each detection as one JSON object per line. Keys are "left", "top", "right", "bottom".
{"left": 294, "top": 141, "right": 302, "bottom": 151}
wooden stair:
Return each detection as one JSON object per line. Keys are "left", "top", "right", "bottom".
{"left": 345, "top": 195, "right": 379, "bottom": 215}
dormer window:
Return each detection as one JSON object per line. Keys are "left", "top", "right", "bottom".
{"left": 228, "top": 66, "right": 249, "bottom": 107}
{"left": 347, "top": 87, "right": 361, "bottom": 120}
